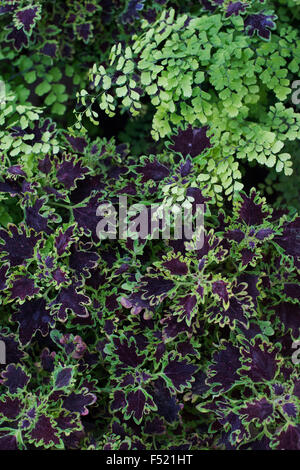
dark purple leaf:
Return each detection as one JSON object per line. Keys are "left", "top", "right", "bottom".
{"left": 144, "top": 417, "right": 165, "bottom": 435}
{"left": 212, "top": 280, "right": 229, "bottom": 304}
{"left": 151, "top": 378, "right": 181, "bottom": 423}
{"left": 55, "top": 225, "right": 76, "bottom": 256}
{"left": 6, "top": 25, "right": 28, "bottom": 50}
{"left": 239, "top": 192, "right": 266, "bottom": 226}
{"left": 25, "top": 199, "right": 53, "bottom": 234}
{"left": 240, "top": 339, "right": 278, "bottom": 383}
{"left": 282, "top": 403, "right": 297, "bottom": 418}
{"left": 76, "top": 23, "right": 92, "bottom": 42}
{"left": 56, "top": 157, "right": 89, "bottom": 189}
{"left": 255, "top": 228, "right": 274, "bottom": 241}
{"left": 274, "top": 217, "right": 300, "bottom": 258}
{"left": 55, "top": 368, "right": 73, "bottom": 389}
{"left": 241, "top": 398, "right": 273, "bottom": 423}
{"left": 10, "top": 276, "right": 39, "bottom": 300}
{"left": 272, "top": 302, "right": 300, "bottom": 337}
{"left": 39, "top": 42, "right": 57, "bottom": 57}
{"left": 245, "top": 13, "right": 276, "bottom": 40}
{"left": 113, "top": 337, "right": 146, "bottom": 368}
{"left": 275, "top": 425, "right": 300, "bottom": 450}
{"left": 126, "top": 389, "right": 146, "bottom": 422}
{"left": 169, "top": 125, "right": 212, "bottom": 158}
{"left": 0, "top": 265, "right": 9, "bottom": 291}
{"left": 0, "top": 331, "right": 24, "bottom": 364}
{"left": 162, "top": 257, "right": 188, "bottom": 275}
{"left": 175, "top": 294, "right": 197, "bottom": 324}
{"left": 0, "top": 397, "right": 22, "bottom": 419}
{"left": 69, "top": 247, "right": 99, "bottom": 275}
{"left": 73, "top": 194, "right": 104, "bottom": 240}
{"left": 63, "top": 391, "right": 96, "bottom": 415}
{"left": 0, "top": 434, "right": 18, "bottom": 450}
{"left": 64, "top": 134, "right": 88, "bottom": 153}
{"left": 207, "top": 342, "right": 241, "bottom": 393}
{"left": 0, "top": 225, "right": 41, "bottom": 267}
{"left": 29, "top": 415, "right": 60, "bottom": 447}
{"left": 1, "top": 364, "right": 30, "bottom": 393}
{"left": 111, "top": 391, "right": 126, "bottom": 411}
{"left": 121, "top": 0, "right": 145, "bottom": 23}
{"left": 226, "top": 2, "right": 248, "bottom": 17}
{"left": 12, "top": 298, "right": 52, "bottom": 345}
{"left": 164, "top": 356, "right": 197, "bottom": 391}
{"left": 14, "top": 5, "right": 41, "bottom": 33}
{"left": 136, "top": 159, "right": 169, "bottom": 183}
{"left": 52, "top": 284, "right": 90, "bottom": 321}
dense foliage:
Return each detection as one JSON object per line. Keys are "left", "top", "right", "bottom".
{"left": 0, "top": 0, "right": 300, "bottom": 450}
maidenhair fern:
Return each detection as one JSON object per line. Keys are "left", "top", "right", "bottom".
{"left": 79, "top": 3, "right": 300, "bottom": 202}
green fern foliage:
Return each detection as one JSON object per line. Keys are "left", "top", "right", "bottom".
{"left": 79, "top": 3, "right": 300, "bottom": 202}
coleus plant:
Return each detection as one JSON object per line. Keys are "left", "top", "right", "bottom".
{"left": 0, "top": 0, "right": 300, "bottom": 452}
{"left": 0, "top": 129, "right": 300, "bottom": 449}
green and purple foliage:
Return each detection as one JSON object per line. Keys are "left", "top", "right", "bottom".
{"left": 0, "top": 0, "right": 300, "bottom": 451}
